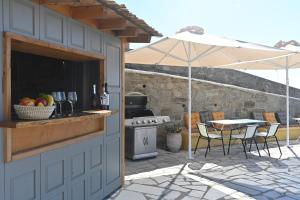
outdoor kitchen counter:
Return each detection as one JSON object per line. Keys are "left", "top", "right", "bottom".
{"left": 0, "top": 110, "right": 113, "bottom": 163}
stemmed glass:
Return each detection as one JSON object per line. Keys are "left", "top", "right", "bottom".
{"left": 68, "top": 92, "right": 77, "bottom": 116}
{"left": 59, "top": 91, "right": 66, "bottom": 116}
{"left": 52, "top": 91, "right": 61, "bottom": 117}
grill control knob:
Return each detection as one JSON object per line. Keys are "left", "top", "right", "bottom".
{"left": 136, "top": 120, "right": 141, "bottom": 124}
{"left": 148, "top": 119, "right": 152, "bottom": 123}
{"left": 142, "top": 120, "right": 147, "bottom": 124}
{"left": 163, "top": 118, "right": 168, "bottom": 123}
{"left": 153, "top": 119, "right": 158, "bottom": 123}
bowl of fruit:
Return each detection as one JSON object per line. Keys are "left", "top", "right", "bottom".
{"left": 14, "top": 94, "right": 55, "bottom": 120}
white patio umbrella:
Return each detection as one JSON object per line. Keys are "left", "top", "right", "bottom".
{"left": 217, "top": 44, "right": 300, "bottom": 147}
{"left": 125, "top": 31, "right": 291, "bottom": 159}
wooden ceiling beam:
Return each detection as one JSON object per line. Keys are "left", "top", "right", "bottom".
{"left": 71, "top": 6, "right": 107, "bottom": 19}
{"left": 127, "top": 34, "right": 151, "bottom": 43}
{"left": 115, "top": 27, "right": 138, "bottom": 37}
{"left": 97, "top": 18, "right": 128, "bottom": 31}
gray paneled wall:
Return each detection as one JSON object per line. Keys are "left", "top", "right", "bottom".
{"left": 0, "top": 0, "right": 123, "bottom": 199}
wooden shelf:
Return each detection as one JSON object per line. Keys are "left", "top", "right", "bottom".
{"left": 0, "top": 110, "right": 112, "bottom": 129}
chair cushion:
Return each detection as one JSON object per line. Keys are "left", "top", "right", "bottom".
{"left": 263, "top": 112, "right": 278, "bottom": 123}
{"left": 207, "top": 133, "right": 222, "bottom": 139}
{"left": 199, "top": 111, "right": 212, "bottom": 124}
{"left": 212, "top": 112, "right": 225, "bottom": 120}
{"left": 231, "top": 134, "right": 245, "bottom": 139}
{"left": 256, "top": 132, "right": 268, "bottom": 137}
{"left": 252, "top": 112, "right": 264, "bottom": 121}
{"left": 184, "top": 112, "right": 200, "bottom": 129}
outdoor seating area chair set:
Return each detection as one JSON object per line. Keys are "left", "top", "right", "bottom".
{"left": 181, "top": 111, "right": 299, "bottom": 158}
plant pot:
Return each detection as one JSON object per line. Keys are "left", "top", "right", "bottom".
{"left": 166, "top": 132, "right": 182, "bottom": 152}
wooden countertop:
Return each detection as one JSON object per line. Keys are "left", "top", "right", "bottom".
{"left": 0, "top": 110, "right": 112, "bottom": 129}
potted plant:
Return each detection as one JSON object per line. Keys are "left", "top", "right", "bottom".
{"left": 165, "top": 121, "right": 182, "bottom": 152}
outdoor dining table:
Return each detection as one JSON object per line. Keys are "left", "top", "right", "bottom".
{"left": 208, "top": 119, "right": 267, "bottom": 133}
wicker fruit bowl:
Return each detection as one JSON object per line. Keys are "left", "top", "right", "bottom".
{"left": 14, "top": 105, "right": 55, "bottom": 120}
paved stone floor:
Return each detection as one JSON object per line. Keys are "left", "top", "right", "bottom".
{"left": 109, "top": 140, "right": 300, "bottom": 200}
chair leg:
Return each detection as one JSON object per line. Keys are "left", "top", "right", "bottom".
{"left": 227, "top": 134, "right": 232, "bottom": 154}
{"left": 248, "top": 138, "right": 253, "bottom": 152}
{"left": 205, "top": 139, "right": 210, "bottom": 158}
{"left": 241, "top": 139, "right": 248, "bottom": 159}
{"left": 254, "top": 138, "right": 261, "bottom": 157}
{"left": 264, "top": 137, "right": 270, "bottom": 156}
{"left": 275, "top": 136, "right": 282, "bottom": 156}
{"left": 221, "top": 138, "right": 226, "bottom": 156}
{"left": 194, "top": 136, "right": 200, "bottom": 154}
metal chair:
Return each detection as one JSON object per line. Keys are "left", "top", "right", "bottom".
{"left": 194, "top": 123, "right": 225, "bottom": 157}
{"left": 228, "top": 125, "right": 261, "bottom": 159}
{"left": 255, "top": 123, "right": 281, "bottom": 156}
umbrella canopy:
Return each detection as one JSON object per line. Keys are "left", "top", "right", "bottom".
{"left": 125, "top": 30, "right": 292, "bottom": 159}
{"left": 126, "top": 31, "right": 290, "bottom": 69}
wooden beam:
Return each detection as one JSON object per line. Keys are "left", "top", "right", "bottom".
{"left": 97, "top": 18, "right": 127, "bottom": 31}
{"left": 71, "top": 6, "right": 107, "bottom": 19}
{"left": 115, "top": 27, "right": 138, "bottom": 37}
{"left": 127, "top": 34, "right": 151, "bottom": 43}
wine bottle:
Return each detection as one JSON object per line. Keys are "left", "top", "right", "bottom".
{"left": 91, "top": 84, "right": 98, "bottom": 109}
{"left": 101, "top": 83, "right": 109, "bottom": 110}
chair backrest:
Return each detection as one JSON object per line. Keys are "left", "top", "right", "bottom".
{"left": 267, "top": 123, "right": 280, "bottom": 137}
{"left": 263, "top": 112, "right": 278, "bottom": 124}
{"left": 252, "top": 111, "right": 264, "bottom": 121}
{"left": 184, "top": 112, "right": 200, "bottom": 129}
{"left": 197, "top": 123, "right": 209, "bottom": 138}
{"left": 275, "top": 112, "right": 287, "bottom": 125}
{"left": 212, "top": 112, "right": 224, "bottom": 120}
{"left": 244, "top": 125, "right": 258, "bottom": 139}
{"left": 199, "top": 111, "right": 212, "bottom": 124}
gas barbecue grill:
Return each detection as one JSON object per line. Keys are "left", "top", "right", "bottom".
{"left": 125, "top": 92, "right": 170, "bottom": 160}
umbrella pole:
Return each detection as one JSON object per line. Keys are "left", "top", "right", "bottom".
{"left": 286, "top": 56, "right": 290, "bottom": 147}
{"left": 188, "top": 42, "right": 193, "bottom": 160}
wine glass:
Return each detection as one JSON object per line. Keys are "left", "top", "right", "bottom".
{"left": 68, "top": 91, "right": 77, "bottom": 115}
{"left": 52, "top": 91, "right": 61, "bottom": 117}
{"left": 59, "top": 91, "right": 66, "bottom": 116}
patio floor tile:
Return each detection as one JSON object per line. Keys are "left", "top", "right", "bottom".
{"left": 109, "top": 140, "right": 300, "bottom": 200}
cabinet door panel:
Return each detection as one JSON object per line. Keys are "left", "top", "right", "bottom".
{"left": 107, "top": 92, "right": 120, "bottom": 136}
{"left": 106, "top": 44, "right": 120, "bottom": 87}
{"left": 40, "top": 7, "right": 67, "bottom": 45}
{"left": 5, "top": 155, "right": 41, "bottom": 200}
{"left": 0, "top": 163, "right": 4, "bottom": 200}
{"left": 88, "top": 29, "right": 103, "bottom": 54}
{"left": 41, "top": 148, "right": 68, "bottom": 200}
{"left": 68, "top": 20, "right": 87, "bottom": 50}
{"left": 87, "top": 137, "right": 104, "bottom": 200}
{"left": 3, "top": 0, "right": 39, "bottom": 38}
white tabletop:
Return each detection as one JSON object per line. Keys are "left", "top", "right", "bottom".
{"left": 208, "top": 119, "right": 266, "bottom": 125}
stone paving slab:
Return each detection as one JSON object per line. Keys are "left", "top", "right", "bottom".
{"left": 109, "top": 141, "right": 300, "bottom": 200}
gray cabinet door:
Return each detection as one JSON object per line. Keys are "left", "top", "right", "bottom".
{"left": 40, "top": 7, "right": 67, "bottom": 46}
{"left": 5, "top": 155, "right": 41, "bottom": 200}
{"left": 103, "top": 40, "right": 122, "bottom": 197}
{"left": 88, "top": 29, "right": 103, "bottom": 54}
{"left": 68, "top": 135, "right": 104, "bottom": 200}
{"left": 68, "top": 19, "right": 87, "bottom": 50}
{"left": 41, "top": 148, "right": 68, "bottom": 200}
{"left": 3, "top": 0, "right": 39, "bottom": 38}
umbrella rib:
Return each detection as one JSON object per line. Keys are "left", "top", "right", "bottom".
{"left": 190, "top": 46, "right": 223, "bottom": 62}
{"left": 148, "top": 46, "right": 188, "bottom": 62}
{"left": 156, "top": 40, "right": 181, "bottom": 65}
